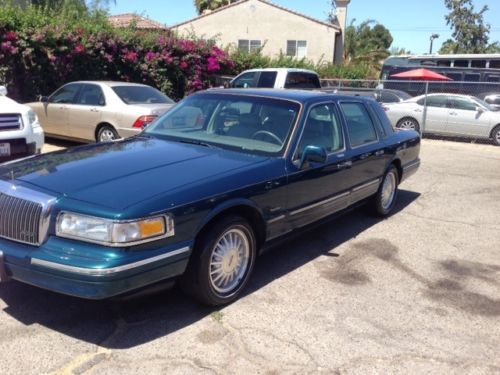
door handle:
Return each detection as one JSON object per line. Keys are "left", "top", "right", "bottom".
{"left": 90, "top": 108, "right": 99, "bottom": 113}
{"left": 375, "top": 150, "right": 384, "bottom": 156}
{"left": 414, "top": 109, "right": 422, "bottom": 113}
{"left": 337, "top": 161, "right": 352, "bottom": 169}
{"left": 449, "top": 111, "right": 458, "bottom": 115}
{"left": 359, "top": 152, "right": 372, "bottom": 160}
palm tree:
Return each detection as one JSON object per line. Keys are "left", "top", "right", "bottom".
{"left": 193, "top": 0, "right": 237, "bottom": 15}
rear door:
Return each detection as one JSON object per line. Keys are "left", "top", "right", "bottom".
{"left": 418, "top": 95, "right": 449, "bottom": 133}
{"left": 339, "top": 101, "right": 388, "bottom": 204}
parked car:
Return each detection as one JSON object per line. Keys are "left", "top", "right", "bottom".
{"left": 27, "top": 81, "right": 175, "bottom": 143}
{"left": 332, "top": 88, "right": 412, "bottom": 104}
{"left": 384, "top": 93, "right": 500, "bottom": 146}
{"left": 476, "top": 92, "right": 500, "bottom": 111}
{"left": 0, "top": 89, "right": 420, "bottom": 305}
{"left": 0, "top": 85, "right": 44, "bottom": 162}
{"left": 230, "top": 68, "right": 321, "bottom": 89}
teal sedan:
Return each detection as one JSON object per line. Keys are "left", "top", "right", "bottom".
{"left": 0, "top": 89, "right": 420, "bottom": 306}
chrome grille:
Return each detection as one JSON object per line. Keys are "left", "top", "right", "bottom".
{"left": 0, "top": 114, "right": 22, "bottom": 131}
{"left": 0, "top": 192, "right": 43, "bottom": 245}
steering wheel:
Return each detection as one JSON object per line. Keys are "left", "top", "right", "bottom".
{"left": 251, "top": 130, "right": 282, "bottom": 145}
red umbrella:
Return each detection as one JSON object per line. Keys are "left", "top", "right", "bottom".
{"left": 390, "top": 68, "right": 452, "bottom": 81}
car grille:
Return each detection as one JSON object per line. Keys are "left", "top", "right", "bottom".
{"left": 0, "top": 114, "right": 22, "bottom": 131}
{"left": 0, "top": 192, "right": 43, "bottom": 245}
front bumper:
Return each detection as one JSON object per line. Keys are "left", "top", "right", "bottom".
{"left": 0, "top": 236, "right": 192, "bottom": 299}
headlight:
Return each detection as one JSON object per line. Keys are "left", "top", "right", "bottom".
{"left": 27, "top": 109, "right": 41, "bottom": 128}
{"left": 56, "top": 212, "right": 174, "bottom": 246}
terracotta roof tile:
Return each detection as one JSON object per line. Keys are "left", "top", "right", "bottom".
{"left": 108, "top": 13, "right": 168, "bottom": 30}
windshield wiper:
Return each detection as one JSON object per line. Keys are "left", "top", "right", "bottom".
{"left": 178, "top": 139, "right": 218, "bottom": 148}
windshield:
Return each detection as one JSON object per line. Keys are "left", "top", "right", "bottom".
{"left": 144, "top": 93, "right": 301, "bottom": 156}
{"left": 112, "top": 86, "right": 174, "bottom": 104}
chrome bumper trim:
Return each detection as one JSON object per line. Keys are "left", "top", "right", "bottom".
{"left": 31, "top": 246, "right": 190, "bottom": 277}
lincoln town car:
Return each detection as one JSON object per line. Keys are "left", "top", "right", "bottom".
{"left": 0, "top": 89, "right": 420, "bottom": 306}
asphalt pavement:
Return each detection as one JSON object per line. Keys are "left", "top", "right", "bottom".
{"left": 1, "top": 138, "right": 499, "bottom": 374}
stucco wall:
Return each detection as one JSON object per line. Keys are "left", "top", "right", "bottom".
{"left": 172, "top": 0, "right": 338, "bottom": 64}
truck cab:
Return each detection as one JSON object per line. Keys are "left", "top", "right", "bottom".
{"left": 230, "top": 68, "right": 321, "bottom": 90}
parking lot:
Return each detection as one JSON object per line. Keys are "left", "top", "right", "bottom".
{"left": 1, "top": 138, "right": 499, "bottom": 374}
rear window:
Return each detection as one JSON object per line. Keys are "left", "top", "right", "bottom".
{"left": 284, "top": 72, "right": 321, "bottom": 89}
{"left": 112, "top": 86, "right": 174, "bottom": 104}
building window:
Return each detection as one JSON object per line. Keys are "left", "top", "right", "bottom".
{"left": 238, "top": 39, "right": 261, "bottom": 53}
{"left": 286, "top": 40, "right": 307, "bottom": 58}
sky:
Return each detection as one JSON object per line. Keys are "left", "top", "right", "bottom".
{"left": 108, "top": 0, "right": 500, "bottom": 55}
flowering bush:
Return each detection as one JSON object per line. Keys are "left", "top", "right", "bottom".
{"left": 0, "top": 6, "right": 235, "bottom": 102}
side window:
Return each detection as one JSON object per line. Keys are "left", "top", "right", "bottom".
{"left": 423, "top": 96, "right": 448, "bottom": 108}
{"left": 340, "top": 102, "right": 378, "bottom": 147}
{"left": 284, "top": 73, "right": 320, "bottom": 89}
{"left": 297, "top": 103, "right": 343, "bottom": 156}
{"left": 49, "top": 84, "right": 80, "bottom": 104}
{"left": 77, "top": 84, "right": 105, "bottom": 106}
{"left": 232, "top": 72, "right": 257, "bottom": 88}
{"left": 380, "top": 92, "right": 399, "bottom": 103}
{"left": 451, "top": 98, "right": 477, "bottom": 111}
{"left": 257, "top": 71, "right": 278, "bottom": 88}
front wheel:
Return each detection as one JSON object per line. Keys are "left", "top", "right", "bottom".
{"left": 491, "top": 125, "right": 500, "bottom": 146}
{"left": 372, "top": 165, "right": 399, "bottom": 217}
{"left": 97, "top": 125, "right": 119, "bottom": 143}
{"left": 396, "top": 117, "right": 420, "bottom": 133}
{"left": 181, "top": 215, "right": 257, "bottom": 306}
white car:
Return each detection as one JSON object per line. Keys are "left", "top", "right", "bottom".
{"left": 0, "top": 85, "right": 44, "bottom": 162}
{"left": 384, "top": 93, "right": 500, "bottom": 146}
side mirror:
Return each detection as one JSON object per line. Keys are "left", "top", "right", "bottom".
{"left": 0, "top": 86, "right": 7, "bottom": 96}
{"left": 476, "top": 106, "right": 485, "bottom": 113}
{"left": 40, "top": 96, "right": 49, "bottom": 103}
{"left": 299, "top": 145, "right": 327, "bottom": 169}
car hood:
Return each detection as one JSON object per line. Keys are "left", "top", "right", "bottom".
{"left": 0, "top": 96, "right": 30, "bottom": 114}
{"left": 0, "top": 136, "right": 270, "bottom": 210}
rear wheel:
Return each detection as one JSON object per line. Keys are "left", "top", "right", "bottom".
{"left": 97, "top": 125, "right": 118, "bottom": 142}
{"left": 181, "top": 215, "right": 257, "bottom": 306}
{"left": 397, "top": 117, "right": 420, "bottom": 133}
{"left": 491, "top": 125, "right": 500, "bottom": 146}
{"left": 372, "top": 165, "right": 399, "bottom": 217}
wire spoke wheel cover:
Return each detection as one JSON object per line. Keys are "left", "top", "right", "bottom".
{"left": 209, "top": 227, "right": 250, "bottom": 294}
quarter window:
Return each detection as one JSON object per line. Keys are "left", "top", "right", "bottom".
{"left": 286, "top": 40, "right": 307, "bottom": 58}
{"left": 340, "top": 102, "right": 378, "bottom": 147}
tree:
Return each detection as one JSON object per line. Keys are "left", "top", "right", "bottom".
{"left": 343, "top": 19, "right": 393, "bottom": 69}
{"left": 440, "top": 0, "right": 492, "bottom": 53}
{"left": 193, "top": 0, "right": 237, "bottom": 15}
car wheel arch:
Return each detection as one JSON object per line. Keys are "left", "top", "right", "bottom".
{"left": 194, "top": 200, "right": 266, "bottom": 252}
{"left": 397, "top": 117, "right": 420, "bottom": 132}
{"left": 95, "top": 122, "right": 118, "bottom": 141}
{"left": 390, "top": 158, "right": 403, "bottom": 183}
{"left": 490, "top": 124, "right": 500, "bottom": 145}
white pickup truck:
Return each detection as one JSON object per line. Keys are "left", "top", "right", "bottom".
{"left": 0, "top": 85, "right": 44, "bottom": 162}
{"left": 229, "top": 68, "right": 321, "bottom": 89}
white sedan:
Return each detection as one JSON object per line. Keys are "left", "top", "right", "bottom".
{"left": 384, "top": 93, "right": 500, "bottom": 146}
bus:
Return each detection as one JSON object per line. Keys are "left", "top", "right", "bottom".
{"left": 381, "top": 54, "right": 500, "bottom": 97}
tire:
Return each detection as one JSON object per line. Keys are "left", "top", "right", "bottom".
{"left": 396, "top": 117, "right": 420, "bottom": 133}
{"left": 491, "top": 125, "right": 500, "bottom": 146}
{"left": 97, "top": 125, "right": 119, "bottom": 142}
{"left": 180, "top": 215, "right": 257, "bottom": 306}
{"left": 372, "top": 165, "right": 399, "bottom": 217}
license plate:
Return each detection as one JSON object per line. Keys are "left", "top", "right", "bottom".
{"left": 0, "top": 142, "right": 11, "bottom": 157}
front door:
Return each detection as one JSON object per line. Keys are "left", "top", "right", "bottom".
{"left": 446, "top": 96, "right": 491, "bottom": 137}
{"left": 286, "top": 102, "right": 353, "bottom": 229}
{"left": 42, "top": 83, "right": 81, "bottom": 136}
{"left": 68, "top": 84, "right": 105, "bottom": 141}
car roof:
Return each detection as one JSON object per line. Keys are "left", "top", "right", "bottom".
{"left": 237, "top": 68, "right": 319, "bottom": 74}
{"left": 198, "top": 88, "right": 375, "bottom": 103}
{"left": 68, "top": 81, "right": 152, "bottom": 88}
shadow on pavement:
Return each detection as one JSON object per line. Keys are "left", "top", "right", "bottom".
{"left": 0, "top": 190, "right": 420, "bottom": 349}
